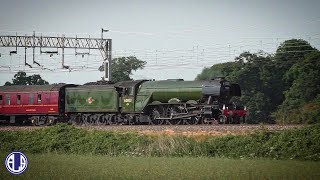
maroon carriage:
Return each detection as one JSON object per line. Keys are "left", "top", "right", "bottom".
{"left": 0, "top": 84, "right": 73, "bottom": 125}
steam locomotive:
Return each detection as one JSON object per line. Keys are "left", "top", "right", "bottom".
{"left": 0, "top": 78, "right": 243, "bottom": 125}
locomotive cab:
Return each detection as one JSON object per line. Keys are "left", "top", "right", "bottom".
{"left": 115, "top": 80, "right": 148, "bottom": 113}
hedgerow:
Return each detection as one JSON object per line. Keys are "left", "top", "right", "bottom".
{"left": 0, "top": 124, "right": 319, "bottom": 160}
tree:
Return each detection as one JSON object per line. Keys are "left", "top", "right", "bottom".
{"left": 284, "top": 51, "right": 320, "bottom": 105}
{"left": 241, "top": 91, "right": 272, "bottom": 123}
{"left": 196, "top": 51, "right": 274, "bottom": 123}
{"left": 271, "top": 39, "right": 317, "bottom": 103}
{"left": 231, "top": 51, "right": 275, "bottom": 123}
{"left": 274, "top": 39, "right": 316, "bottom": 70}
{"left": 195, "top": 39, "right": 319, "bottom": 124}
{"left": 195, "top": 62, "right": 239, "bottom": 80}
{"left": 5, "top": 71, "right": 49, "bottom": 86}
{"left": 275, "top": 51, "right": 320, "bottom": 123}
{"left": 99, "top": 56, "right": 146, "bottom": 83}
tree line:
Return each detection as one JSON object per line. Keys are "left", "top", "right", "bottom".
{"left": 196, "top": 39, "right": 320, "bottom": 124}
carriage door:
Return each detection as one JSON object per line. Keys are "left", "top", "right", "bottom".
{"left": 121, "top": 86, "right": 135, "bottom": 112}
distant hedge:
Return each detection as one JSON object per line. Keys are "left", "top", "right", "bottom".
{"left": 0, "top": 124, "right": 319, "bottom": 161}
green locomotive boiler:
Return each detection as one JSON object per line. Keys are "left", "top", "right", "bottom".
{"left": 65, "top": 78, "right": 241, "bottom": 125}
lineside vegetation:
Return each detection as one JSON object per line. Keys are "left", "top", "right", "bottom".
{"left": 0, "top": 124, "right": 319, "bottom": 161}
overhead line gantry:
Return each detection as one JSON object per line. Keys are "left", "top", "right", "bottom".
{"left": 0, "top": 29, "right": 112, "bottom": 81}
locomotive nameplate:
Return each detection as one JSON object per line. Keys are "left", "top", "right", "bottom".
{"left": 124, "top": 98, "right": 132, "bottom": 103}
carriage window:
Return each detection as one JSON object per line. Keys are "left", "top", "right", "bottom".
{"left": 29, "top": 94, "right": 34, "bottom": 105}
{"left": 6, "top": 94, "right": 10, "bottom": 105}
{"left": 38, "top": 94, "right": 42, "bottom": 104}
{"left": 0, "top": 95, "right": 2, "bottom": 104}
{"left": 17, "top": 95, "right": 21, "bottom": 105}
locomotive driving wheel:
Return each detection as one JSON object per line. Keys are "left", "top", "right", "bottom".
{"left": 149, "top": 106, "right": 165, "bottom": 125}
{"left": 166, "top": 105, "right": 182, "bottom": 125}
{"left": 182, "top": 118, "right": 191, "bottom": 125}
{"left": 201, "top": 118, "right": 211, "bottom": 125}
{"left": 191, "top": 115, "right": 202, "bottom": 125}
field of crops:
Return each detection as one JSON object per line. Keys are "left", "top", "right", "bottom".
{"left": 1, "top": 153, "right": 320, "bottom": 179}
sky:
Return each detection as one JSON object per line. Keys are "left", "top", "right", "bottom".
{"left": 0, "top": 0, "right": 320, "bottom": 85}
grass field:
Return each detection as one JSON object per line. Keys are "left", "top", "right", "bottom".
{"left": 1, "top": 153, "right": 319, "bottom": 179}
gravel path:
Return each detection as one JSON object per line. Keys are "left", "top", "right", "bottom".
{"left": 0, "top": 124, "right": 304, "bottom": 136}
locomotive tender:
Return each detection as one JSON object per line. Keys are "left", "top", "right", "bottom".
{"left": 0, "top": 78, "right": 241, "bottom": 125}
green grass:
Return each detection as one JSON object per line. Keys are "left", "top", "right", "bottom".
{"left": 0, "top": 153, "right": 319, "bottom": 180}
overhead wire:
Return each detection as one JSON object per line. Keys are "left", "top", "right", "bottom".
{"left": 0, "top": 36, "right": 319, "bottom": 74}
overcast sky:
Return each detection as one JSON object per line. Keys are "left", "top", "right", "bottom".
{"left": 0, "top": 0, "right": 319, "bottom": 84}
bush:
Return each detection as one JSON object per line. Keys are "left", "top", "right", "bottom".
{"left": 274, "top": 95, "right": 320, "bottom": 124}
{"left": 0, "top": 124, "right": 319, "bottom": 160}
